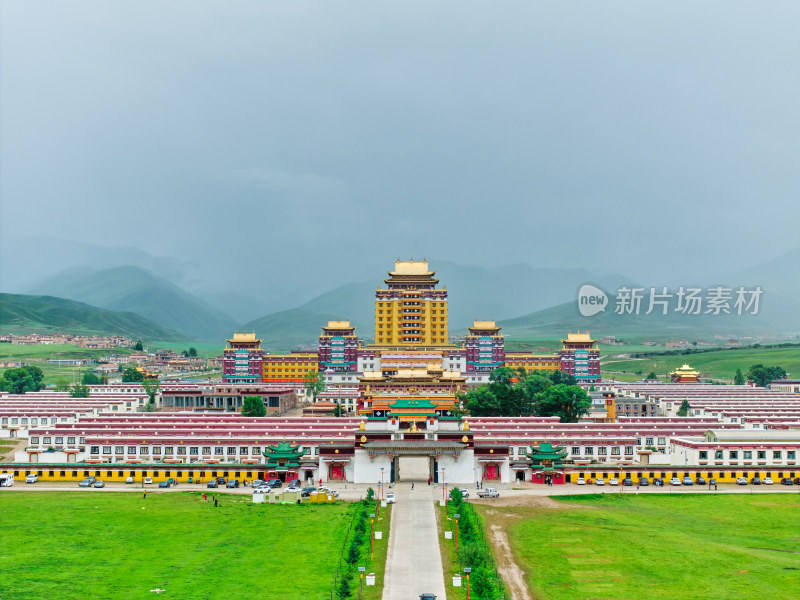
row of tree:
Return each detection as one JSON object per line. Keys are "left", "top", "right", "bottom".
{"left": 0, "top": 365, "right": 45, "bottom": 394}
{"left": 459, "top": 368, "right": 592, "bottom": 421}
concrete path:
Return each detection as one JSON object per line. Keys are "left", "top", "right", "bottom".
{"left": 382, "top": 483, "right": 446, "bottom": 600}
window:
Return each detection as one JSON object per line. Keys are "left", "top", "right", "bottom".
{"left": 31, "top": 436, "right": 40, "bottom": 444}
{"left": 773, "top": 451, "right": 782, "bottom": 459}
{"left": 743, "top": 451, "right": 752, "bottom": 459}
{"left": 190, "top": 447, "right": 199, "bottom": 455}
{"left": 645, "top": 437, "right": 654, "bottom": 446}
{"left": 611, "top": 447, "right": 621, "bottom": 455}
{"left": 585, "top": 447, "right": 594, "bottom": 455}
{"left": 757, "top": 451, "right": 766, "bottom": 460}
{"left": 625, "top": 447, "right": 634, "bottom": 455}
{"left": 115, "top": 447, "right": 124, "bottom": 455}
{"left": 788, "top": 451, "right": 796, "bottom": 460}
{"left": 598, "top": 447, "right": 607, "bottom": 455}
{"left": 152, "top": 447, "right": 161, "bottom": 455}
{"left": 657, "top": 437, "right": 666, "bottom": 445}
{"left": 103, "top": 447, "right": 112, "bottom": 454}
{"left": 699, "top": 451, "right": 708, "bottom": 460}
{"left": 55, "top": 437, "right": 63, "bottom": 444}
{"left": 227, "top": 447, "right": 236, "bottom": 455}
{"left": 202, "top": 447, "right": 211, "bottom": 454}
{"left": 31, "top": 418, "right": 38, "bottom": 425}
{"left": 729, "top": 451, "right": 738, "bottom": 459}
{"left": 714, "top": 450, "right": 723, "bottom": 459}
{"left": 90, "top": 446, "right": 99, "bottom": 454}
{"left": 43, "top": 437, "right": 51, "bottom": 444}
{"left": 21, "top": 418, "right": 28, "bottom": 425}
{"left": 215, "top": 447, "right": 224, "bottom": 455}
{"left": 240, "top": 447, "right": 248, "bottom": 455}
{"left": 67, "top": 437, "right": 75, "bottom": 445}
{"left": 140, "top": 447, "right": 149, "bottom": 454}
{"left": 165, "top": 447, "right": 174, "bottom": 455}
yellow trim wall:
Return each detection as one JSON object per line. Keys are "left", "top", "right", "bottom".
{"left": 5, "top": 465, "right": 277, "bottom": 483}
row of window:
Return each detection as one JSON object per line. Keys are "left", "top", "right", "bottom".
{"left": 85, "top": 446, "right": 315, "bottom": 456}
{"left": 699, "top": 450, "right": 796, "bottom": 460}
{"left": 2, "top": 417, "right": 67, "bottom": 425}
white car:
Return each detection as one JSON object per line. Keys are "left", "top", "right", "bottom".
{"left": 595, "top": 478, "right": 605, "bottom": 486}
{"left": 318, "top": 486, "right": 340, "bottom": 498}
{"left": 608, "top": 478, "right": 619, "bottom": 486}
{"left": 763, "top": 476, "right": 773, "bottom": 485}
{"left": 458, "top": 488, "right": 470, "bottom": 499}
{"left": 26, "top": 474, "right": 38, "bottom": 483}
{"left": 736, "top": 477, "right": 748, "bottom": 485}
{"left": 670, "top": 478, "right": 682, "bottom": 486}
{"left": 576, "top": 477, "right": 585, "bottom": 485}
{"left": 385, "top": 492, "right": 396, "bottom": 504}
{"left": 144, "top": 477, "right": 153, "bottom": 485}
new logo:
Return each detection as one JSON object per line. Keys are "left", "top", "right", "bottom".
{"left": 577, "top": 284, "right": 608, "bottom": 317}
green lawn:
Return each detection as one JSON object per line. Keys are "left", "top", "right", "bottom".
{"left": 480, "top": 494, "right": 800, "bottom": 600}
{"left": 602, "top": 345, "right": 800, "bottom": 381}
{"left": 0, "top": 492, "right": 355, "bottom": 600}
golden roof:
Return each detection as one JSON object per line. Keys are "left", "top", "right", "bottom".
{"left": 389, "top": 260, "right": 432, "bottom": 276}
{"left": 227, "top": 332, "right": 260, "bottom": 343}
{"left": 471, "top": 320, "right": 498, "bottom": 329}
{"left": 670, "top": 364, "right": 700, "bottom": 376}
{"left": 323, "top": 320, "right": 352, "bottom": 329}
{"left": 562, "top": 332, "right": 595, "bottom": 343}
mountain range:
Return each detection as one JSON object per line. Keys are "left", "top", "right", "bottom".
{"left": 8, "top": 248, "right": 799, "bottom": 347}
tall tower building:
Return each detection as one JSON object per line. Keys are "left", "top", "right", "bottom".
{"left": 375, "top": 260, "right": 448, "bottom": 346}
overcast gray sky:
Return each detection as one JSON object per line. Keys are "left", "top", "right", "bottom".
{"left": 2, "top": 1, "right": 799, "bottom": 299}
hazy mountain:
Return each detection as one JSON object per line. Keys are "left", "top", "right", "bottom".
{"left": 499, "top": 292, "right": 800, "bottom": 341}
{"left": 239, "top": 308, "right": 340, "bottom": 351}
{"left": 0, "top": 293, "right": 184, "bottom": 340}
{"left": 28, "top": 266, "right": 236, "bottom": 341}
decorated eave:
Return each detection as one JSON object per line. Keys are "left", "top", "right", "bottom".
{"left": 526, "top": 442, "right": 568, "bottom": 462}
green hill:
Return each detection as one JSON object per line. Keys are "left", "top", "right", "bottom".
{"left": 239, "top": 308, "right": 340, "bottom": 351}
{"left": 499, "top": 293, "right": 800, "bottom": 341}
{"left": 29, "top": 266, "right": 236, "bottom": 341}
{"left": 0, "top": 293, "right": 185, "bottom": 340}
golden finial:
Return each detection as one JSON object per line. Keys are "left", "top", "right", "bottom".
{"left": 463, "top": 419, "right": 470, "bottom": 431}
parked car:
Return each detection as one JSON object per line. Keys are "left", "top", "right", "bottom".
{"left": 595, "top": 478, "right": 606, "bottom": 486}
{"left": 750, "top": 477, "right": 762, "bottom": 485}
{"left": 286, "top": 486, "right": 299, "bottom": 493}
{"left": 638, "top": 478, "right": 649, "bottom": 486}
{"left": 144, "top": 477, "right": 153, "bottom": 485}
{"left": 794, "top": 477, "right": 800, "bottom": 485}
{"left": 267, "top": 479, "right": 282, "bottom": 489}
{"left": 207, "top": 480, "right": 218, "bottom": 488}
{"left": 252, "top": 479, "right": 267, "bottom": 488}
{"left": 608, "top": 478, "right": 619, "bottom": 486}
{"left": 125, "top": 476, "right": 134, "bottom": 484}
{"left": 576, "top": 477, "right": 585, "bottom": 485}
{"left": 386, "top": 492, "right": 396, "bottom": 504}
{"left": 79, "top": 477, "right": 97, "bottom": 487}
{"left": 287, "top": 479, "right": 301, "bottom": 488}
{"left": 216, "top": 476, "right": 227, "bottom": 485}
{"left": 26, "top": 474, "right": 38, "bottom": 483}
{"left": 780, "top": 478, "right": 794, "bottom": 486}
{"left": 682, "top": 477, "right": 694, "bottom": 486}
{"left": 300, "top": 486, "right": 317, "bottom": 497}
{"left": 669, "top": 477, "right": 682, "bottom": 486}
{"left": 226, "top": 480, "right": 240, "bottom": 488}
{"left": 622, "top": 478, "right": 634, "bottom": 486}
{"left": 477, "top": 488, "right": 500, "bottom": 498}
{"left": 695, "top": 476, "right": 707, "bottom": 485}
{"left": 456, "top": 488, "right": 470, "bottom": 499}
{"left": 318, "top": 486, "right": 340, "bottom": 498}
{"left": 419, "top": 595, "right": 437, "bottom": 600}
{"left": 652, "top": 478, "right": 664, "bottom": 487}
{"left": 763, "top": 476, "right": 773, "bottom": 485}
{"left": 736, "top": 477, "right": 748, "bottom": 485}
{"left": 158, "top": 480, "right": 171, "bottom": 488}
{"left": 93, "top": 481, "right": 105, "bottom": 488}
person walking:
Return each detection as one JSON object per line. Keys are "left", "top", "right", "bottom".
{"left": 143, "top": 489, "right": 147, "bottom": 500}
{"left": 411, "top": 482, "right": 414, "bottom": 490}
{"left": 203, "top": 493, "right": 207, "bottom": 501}
{"left": 214, "top": 496, "right": 218, "bottom": 507}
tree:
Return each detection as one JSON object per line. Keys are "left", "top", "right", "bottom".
{"left": 535, "top": 384, "right": 591, "bottom": 422}
{"left": 346, "top": 539, "right": 360, "bottom": 565}
{"left": 333, "top": 401, "right": 344, "bottom": 417}
{"left": 134, "top": 340, "right": 144, "bottom": 351}
{"left": 141, "top": 377, "right": 160, "bottom": 406}
{"left": 734, "top": 368, "right": 745, "bottom": 385}
{"left": 188, "top": 347, "right": 197, "bottom": 357}
{"left": 0, "top": 366, "right": 45, "bottom": 394}
{"left": 747, "top": 364, "right": 787, "bottom": 388}
{"left": 462, "top": 386, "right": 501, "bottom": 416}
{"left": 69, "top": 383, "right": 91, "bottom": 398}
{"left": 81, "top": 372, "right": 101, "bottom": 385}
{"left": 302, "top": 370, "right": 325, "bottom": 402}
{"left": 336, "top": 575, "right": 352, "bottom": 599}
{"left": 122, "top": 366, "right": 144, "bottom": 382}
{"left": 242, "top": 396, "right": 266, "bottom": 417}
{"left": 53, "top": 377, "right": 71, "bottom": 392}
{"left": 646, "top": 371, "right": 658, "bottom": 380}
{"left": 677, "top": 399, "right": 691, "bottom": 416}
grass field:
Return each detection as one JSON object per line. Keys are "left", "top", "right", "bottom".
{"left": 602, "top": 345, "right": 800, "bottom": 381}
{"left": 479, "top": 494, "right": 800, "bottom": 600}
{"left": 0, "top": 491, "right": 356, "bottom": 600}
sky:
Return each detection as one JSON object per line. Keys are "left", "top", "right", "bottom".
{"left": 2, "top": 1, "right": 799, "bottom": 304}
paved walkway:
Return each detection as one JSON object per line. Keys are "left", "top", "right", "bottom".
{"left": 382, "top": 483, "right": 446, "bottom": 600}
